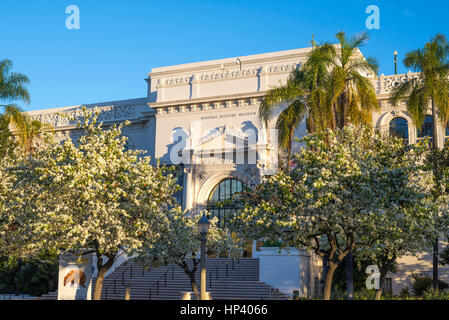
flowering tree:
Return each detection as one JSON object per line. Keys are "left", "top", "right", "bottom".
{"left": 231, "top": 125, "right": 431, "bottom": 300}
{"left": 355, "top": 147, "right": 436, "bottom": 299}
{"left": 137, "top": 209, "right": 240, "bottom": 298}
{"left": 422, "top": 146, "right": 449, "bottom": 289}
{"left": 2, "top": 107, "right": 179, "bottom": 299}
{"left": 0, "top": 148, "right": 24, "bottom": 258}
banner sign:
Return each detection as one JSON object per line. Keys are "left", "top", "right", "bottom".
{"left": 57, "top": 251, "right": 93, "bottom": 300}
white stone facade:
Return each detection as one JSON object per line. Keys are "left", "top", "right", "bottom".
{"left": 26, "top": 47, "right": 448, "bottom": 297}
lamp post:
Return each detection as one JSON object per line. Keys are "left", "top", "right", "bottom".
{"left": 198, "top": 213, "right": 210, "bottom": 300}
{"left": 394, "top": 50, "right": 398, "bottom": 75}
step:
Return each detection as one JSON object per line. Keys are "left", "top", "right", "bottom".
{"left": 41, "top": 258, "right": 289, "bottom": 300}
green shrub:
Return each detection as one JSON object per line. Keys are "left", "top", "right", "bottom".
{"left": 422, "top": 288, "right": 449, "bottom": 300}
{"left": 353, "top": 288, "right": 377, "bottom": 300}
{"left": 409, "top": 273, "right": 449, "bottom": 296}
{"left": 0, "top": 250, "right": 58, "bottom": 296}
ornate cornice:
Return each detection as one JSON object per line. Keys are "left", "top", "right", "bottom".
{"left": 153, "top": 95, "right": 263, "bottom": 115}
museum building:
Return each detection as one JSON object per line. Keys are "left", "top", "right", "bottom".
{"left": 26, "top": 47, "right": 448, "bottom": 297}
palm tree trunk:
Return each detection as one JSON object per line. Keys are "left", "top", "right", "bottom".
{"left": 287, "top": 128, "right": 294, "bottom": 167}
{"left": 431, "top": 98, "right": 439, "bottom": 289}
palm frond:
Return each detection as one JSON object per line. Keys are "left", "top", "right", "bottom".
{"left": 0, "top": 59, "right": 30, "bottom": 103}
{"left": 259, "top": 74, "right": 305, "bottom": 127}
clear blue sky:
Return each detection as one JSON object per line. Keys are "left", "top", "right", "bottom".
{"left": 1, "top": 0, "right": 448, "bottom": 111}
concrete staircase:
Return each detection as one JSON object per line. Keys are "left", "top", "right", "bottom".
{"left": 41, "top": 258, "right": 290, "bottom": 300}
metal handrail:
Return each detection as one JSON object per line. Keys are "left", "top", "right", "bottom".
{"left": 99, "top": 261, "right": 134, "bottom": 299}
{"left": 206, "top": 258, "right": 236, "bottom": 289}
{"left": 148, "top": 266, "right": 175, "bottom": 300}
{"left": 105, "top": 258, "right": 240, "bottom": 300}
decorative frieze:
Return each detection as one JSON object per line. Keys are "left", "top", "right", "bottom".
{"left": 30, "top": 105, "right": 135, "bottom": 127}
{"left": 198, "top": 67, "right": 259, "bottom": 82}
{"left": 155, "top": 61, "right": 301, "bottom": 88}
{"left": 379, "top": 72, "right": 421, "bottom": 94}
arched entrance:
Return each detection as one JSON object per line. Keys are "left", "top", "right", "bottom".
{"left": 205, "top": 177, "right": 253, "bottom": 257}
{"left": 206, "top": 178, "right": 244, "bottom": 228}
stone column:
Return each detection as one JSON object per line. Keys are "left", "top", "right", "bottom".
{"left": 183, "top": 167, "right": 194, "bottom": 211}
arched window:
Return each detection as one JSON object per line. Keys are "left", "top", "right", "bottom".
{"left": 389, "top": 117, "right": 409, "bottom": 144}
{"left": 206, "top": 178, "right": 244, "bottom": 227}
{"left": 417, "top": 115, "right": 434, "bottom": 148}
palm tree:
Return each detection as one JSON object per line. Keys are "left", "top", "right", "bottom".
{"left": 259, "top": 68, "right": 308, "bottom": 165}
{"left": 22, "top": 118, "right": 51, "bottom": 154}
{"left": 325, "top": 34, "right": 381, "bottom": 301}
{"left": 0, "top": 59, "right": 48, "bottom": 154}
{"left": 259, "top": 31, "right": 379, "bottom": 300}
{"left": 325, "top": 32, "right": 379, "bottom": 129}
{"left": 259, "top": 32, "right": 379, "bottom": 166}
{"left": 390, "top": 33, "right": 449, "bottom": 290}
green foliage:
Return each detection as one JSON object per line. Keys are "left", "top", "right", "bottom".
{"left": 0, "top": 250, "right": 58, "bottom": 296}
{"left": 353, "top": 288, "right": 378, "bottom": 300}
{"left": 0, "top": 107, "right": 182, "bottom": 299}
{"left": 399, "top": 287, "right": 411, "bottom": 298}
{"left": 332, "top": 256, "right": 391, "bottom": 293}
{"left": 0, "top": 256, "right": 18, "bottom": 293}
{"left": 0, "top": 117, "right": 17, "bottom": 159}
{"left": 262, "top": 239, "right": 282, "bottom": 247}
{"left": 421, "top": 287, "right": 449, "bottom": 300}
{"left": 330, "top": 288, "right": 377, "bottom": 300}
{"left": 0, "top": 58, "right": 50, "bottom": 156}
{"left": 389, "top": 34, "right": 449, "bottom": 131}
{"left": 409, "top": 273, "right": 449, "bottom": 296}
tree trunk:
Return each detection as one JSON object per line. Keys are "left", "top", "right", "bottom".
{"left": 323, "top": 262, "right": 338, "bottom": 300}
{"left": 93, "top": 254, "right": 115, "bottom": 300}
{"left": 93, "top": 267, "right": 107, "bottom": 300}
{"left": 188, "top": 272, "right": 199, "bottom": 298}
{"left": 14, "top": 259, "right": 22, "bottom": 296}
{"left": 374, "top": 267, "right": 388, "bottom": 300}
{"left": 374, "top": 257, "right": 395, "bottom": 300}
{"left": 180, "top": 259, "right": 199, "bottom": 299}
{"left": 345, "top": 251, "right": 354, "bottom": 300}
{"left": 433, "top": 239, "right": 439, "bottom": 289}
{"left": 341, "top": 91, "right": 347, "bottom": 128}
